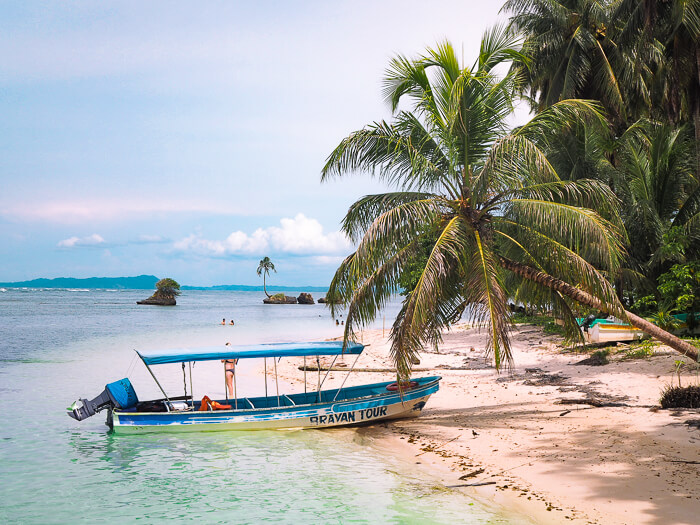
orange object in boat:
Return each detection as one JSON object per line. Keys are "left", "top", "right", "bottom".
{"left": 198, "top": 395, "right": 212, "bottom": 411}
{"left": 198, "top": 396, "right": 231, "bottom": 411}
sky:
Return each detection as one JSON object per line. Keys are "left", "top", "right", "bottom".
{"left": 0, "top": 1, "right": 527, "bottom": 286}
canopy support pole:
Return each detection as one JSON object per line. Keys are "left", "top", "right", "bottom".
{"left": 317, "top": 355, "right": 321, "bottom": 403}
{"left": 189, "top": 362, "right": 194, "bottom": 409}
{"left": 319, "top": 354, "right": 339, "bottom": 390}
{"left": 304, "top": 356, "right": 307, "bottom": 395}
{"left": 333, "top": 353, "right": 361, "bottom": 401}
{"left": 274, "top": 358, "right": 280, "bottom": 407}
{"left": 234, "top": 362, "right": 238, "bottom": 410}
{"left": 264, "top": 358, "right": 268, "bottom": 399}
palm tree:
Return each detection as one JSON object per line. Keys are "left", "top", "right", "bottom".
{"left": 613, "top": 0, "right": 700, "bottom": 174}
{"left": 257, "top": 257, "right": 276, "bottom": 298}
{"left": 613, "top": 121, "right": 700, "bottom": 283}
{"left": 321, "top": 29, "right": 698, "bottom": 378}
{"left": 504, "top": 0, "right": 660, "bottom": 131}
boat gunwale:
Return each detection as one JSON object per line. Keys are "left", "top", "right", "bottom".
{"left": 113, "top": 376, "right": 442, "bottom": 417}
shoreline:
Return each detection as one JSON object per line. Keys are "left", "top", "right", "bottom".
{"left": 270, "top": 324, "right": 700, "bottom": 525}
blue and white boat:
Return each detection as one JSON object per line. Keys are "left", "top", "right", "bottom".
{"left": 67, "top": 341, "right": 441, "bottom": 434}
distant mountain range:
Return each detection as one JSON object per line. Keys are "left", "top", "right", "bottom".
{"left": 0, "top": 275, "right": 328, "bottom": 292}
{"left": 0, "top": 275, "right": 160, "bottom": 289}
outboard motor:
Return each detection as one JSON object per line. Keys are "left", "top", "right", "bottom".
{"left": 580, "top": 314, "right": 598, "bottom": 332}
{"left": 67, "top": 378, "right": 138, "bottom": 421}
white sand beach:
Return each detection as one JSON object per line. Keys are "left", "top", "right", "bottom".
{"left": 268, "top": 324, "right": 700, "bottom": 525}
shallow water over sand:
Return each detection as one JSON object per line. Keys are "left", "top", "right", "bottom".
{"left": 0, "top": 288, "right": 528, "bottom": 523}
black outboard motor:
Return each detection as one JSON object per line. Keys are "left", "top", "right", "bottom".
{"left": 580, "top": 314, "right": 598, "bottom": 332}
{"left": 67, "top": 378, "right": 138, "bottom": 421}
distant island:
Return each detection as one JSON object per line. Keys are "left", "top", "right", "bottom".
{"left": 0, "top": 275, "right": 160, "bottom": 289}
{"left": 0, "top": 275, "right": 328, "bottom": 292}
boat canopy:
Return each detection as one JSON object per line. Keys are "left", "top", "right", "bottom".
{"left": 137, "top": 341, "right": 364, "bottom": 366}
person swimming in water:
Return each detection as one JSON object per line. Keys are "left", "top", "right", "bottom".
{"left": 229, "top": 319, "right": 235, "bottom": 325}
{"left": 221, "top": 318, "right": 226, "bottom": 325}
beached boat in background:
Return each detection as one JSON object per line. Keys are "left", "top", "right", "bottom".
{"left": 578, "top": 313, "right": 700, "bottom": 344}
{"left": 578, "top": 317, "right": 645, "bottom": 343}
{"left": 67, "top": 341, "right": 441, "bottom": 434}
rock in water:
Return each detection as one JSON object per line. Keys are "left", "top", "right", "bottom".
{"left": 137, "top": 291, "right": 176, "bottom": 306}
{"left": 263, "top": 293, "right": 297, "bottom": 304}
{"left": 318, "top": 297, "right": 326, "bottom": 304}
{"left": 297, "top": 293, "right": 314, "bottom": 304}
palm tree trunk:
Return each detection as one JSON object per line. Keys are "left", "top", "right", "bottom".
{"left": 499, "top": 257, "right": 699, "bottom": 361}
{"left": 263, "top": 273, "right": 270, "bottom": 298}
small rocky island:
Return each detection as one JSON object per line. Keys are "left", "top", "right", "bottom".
{"left": 263, "top": 292, "right": 315, "bottom": 305}
{"left": 137, "top": 278, "right": 180, "bottom": 306}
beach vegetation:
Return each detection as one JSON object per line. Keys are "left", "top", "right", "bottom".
{"left": 257, "top": 257, "right": 277, "bottom": 298}
{"left": 618, "top": 340, "right": 657, "bottom": 360}
{"left": 322, "top": 13, "right": 700, "bottom": 376}
{"left": 589, "top": 349, "right": 610, "bottom": 365}
{"left": 660, "top": 384, "right": 700, "bottom": 409}
{"left": 511, "top": 313, "right": 555, "bottom": 326}
{"left": 504, "top": 1, "right": 700, "bottom": 320}
{"left": 155, "top": 278, "right": 181, "bottom": 298}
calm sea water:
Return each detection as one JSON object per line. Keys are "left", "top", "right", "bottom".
{"left": 0, "top": 288, "right": 526, "bottom": 524}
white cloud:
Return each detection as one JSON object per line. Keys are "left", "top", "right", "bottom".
{"left": 174, "top": 214, "right": 352, "bottom": 257}
{"left": 0, "top": 200, "right": 243, "bottom": 224}
{"left": 57, "top": 233, "right": 105, "bottom": 248}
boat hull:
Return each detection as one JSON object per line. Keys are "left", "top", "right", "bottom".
{"left": 111, "top": 377, "right": 440, "bottom": 434}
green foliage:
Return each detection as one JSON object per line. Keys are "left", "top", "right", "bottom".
{"left": 397, "top": 232, "right": 437, "bottom": 295}
{"left": 657, "top": 261, "right": 700, "bottom": 313}
{"left": 649, "top": 307, "right": 682, "bottom": 332}
{"left": 619, "top": 340, "right": 656, "bottom": 360}
{"left": 511, "top": 313, "right": 553, "bottom": 326}
{"left": 256, "top": 257, "right": 276, "bottom": 277}
{"left": 543, "top": 321, "right": 564, "bottom": 336}
{"left": 270, "top": 293, "right": 285, "bottom": 301}
{"left": 504, "top": 0, "right": 700, "bottom": 335}
{"left": 510, "top": 312, "right": 563, "bottom": 335}
{"left": 633, "top": 295, "right": 658, "bottom": 315}
{"left": 155, "top": 278, "right": 181, "bottom": 297}
{"left": 590, "top": 349, "right": 610, "bottom": 365}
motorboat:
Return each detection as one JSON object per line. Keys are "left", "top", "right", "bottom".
{"left": 67, "top": 341, "right": 441, "bottom": 434}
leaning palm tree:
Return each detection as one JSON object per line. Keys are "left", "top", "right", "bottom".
{"left": 256, "top": 257, "right": 276, "bottom": 298}
{"left": 321, "top": 28, "right": 698, "bottom": 378}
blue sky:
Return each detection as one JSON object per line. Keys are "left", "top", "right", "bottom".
{"left": 0, "top": 1, "right": 524, "bottom": 286}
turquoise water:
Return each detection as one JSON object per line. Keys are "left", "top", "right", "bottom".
{"left": 0, "top": 288, "right": 524, "bottom": 523}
